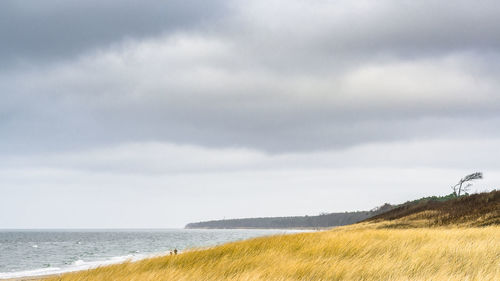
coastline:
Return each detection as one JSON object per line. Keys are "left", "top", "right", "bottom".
{"left": 0, "top": 252, "right": 171, "bottom": 281}
{"left": 1, "top": 229, "right": 296, "bottom": 281}
{"left": 1, "top": 229, "right": 311, "bottom": 281}
{"left": 0, "top": 253, "right": 166, "bottom": 281}
{"left": 4, "top": 274, "right": 58, "bottom": 281}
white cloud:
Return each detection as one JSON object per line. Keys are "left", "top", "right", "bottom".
{"left": 340, "top": 54, "right": 498, "bottom": 106}
{"left": 3, "top": 138, "right": 500, "bottom": 175}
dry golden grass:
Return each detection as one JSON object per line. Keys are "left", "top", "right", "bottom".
{"left": 45, "top": 223, "right": 500, "bottom": 281}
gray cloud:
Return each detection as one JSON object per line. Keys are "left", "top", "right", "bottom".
{"left": 2, "top": 0, "right": 500, "bottom": 154}
{"left": 2, "top": 45, "right": 500, "bottom": 154}
{"left": 223, "top": 0, "right": 500, "bottom": 71}
{"left": 0, "top": 0, "right": 227, "bottom": 64}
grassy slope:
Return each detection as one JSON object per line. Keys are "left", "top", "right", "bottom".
{"left": 366, "top": 190, "right": 500, "bottom": 227}
{"left": 46, "top": 191, "right": 500, "bottom": 281}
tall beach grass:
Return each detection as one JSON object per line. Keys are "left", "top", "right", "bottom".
{"left": 45, "top": 223, "right": 500, "bottom": 281}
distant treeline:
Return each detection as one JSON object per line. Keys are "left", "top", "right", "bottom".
{"left": 185, "top": 204, "right": 394, "bottom": 229}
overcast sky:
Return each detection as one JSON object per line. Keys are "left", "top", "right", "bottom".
{"left": 1, "top": 0, "right": 499, "bottom": 228}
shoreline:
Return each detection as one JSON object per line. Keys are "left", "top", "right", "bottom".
{"left": 3, "top": 274, "right": 59, "bottom": 281}
{"left": 0, "top": 229, "right": 308, "bottom": 281}
{"left": 0, "top": 253, "right": 170, "bottom": 281}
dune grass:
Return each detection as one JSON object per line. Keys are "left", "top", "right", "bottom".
{"left": 45, "top": 223, "right": 500, "bottom": 281}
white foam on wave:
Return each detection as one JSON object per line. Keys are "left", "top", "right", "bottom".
{"left": 0, "top": 267, "right": 62, "bottom": 279}
{"left": 0, "top": 253, "right": 161, "bottom": 279}
{"left": 72, "top": 259, "right": 85, "bottom": 266}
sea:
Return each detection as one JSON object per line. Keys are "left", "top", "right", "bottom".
{"left": 0, "top": 229, "right": 301, "bottom": 279}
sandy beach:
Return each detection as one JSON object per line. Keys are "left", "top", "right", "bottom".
{"left": 4, "top": 275, "right": 55, "bottom": 281}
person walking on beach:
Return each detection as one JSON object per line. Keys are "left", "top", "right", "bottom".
{"left": 174, "top": 249, "right": 178, "bottom": 255}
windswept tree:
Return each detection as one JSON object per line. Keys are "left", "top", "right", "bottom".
{"left": 452, "top": 172, "right": 483, "bottom": 196}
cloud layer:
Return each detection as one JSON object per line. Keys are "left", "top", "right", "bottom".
{"left": 1, "top": 0, "right": 500, "bottom": 227}
{"left": 2, "top": 0, "right": 500, "bottom": 153}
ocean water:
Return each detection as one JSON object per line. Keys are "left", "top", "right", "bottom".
{"left": 0, "top": 229, "right": 300, "bottom": 279}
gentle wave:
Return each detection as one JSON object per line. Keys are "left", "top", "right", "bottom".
{"left": 0, "top": 253, "right": 160, "bottom": 279}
